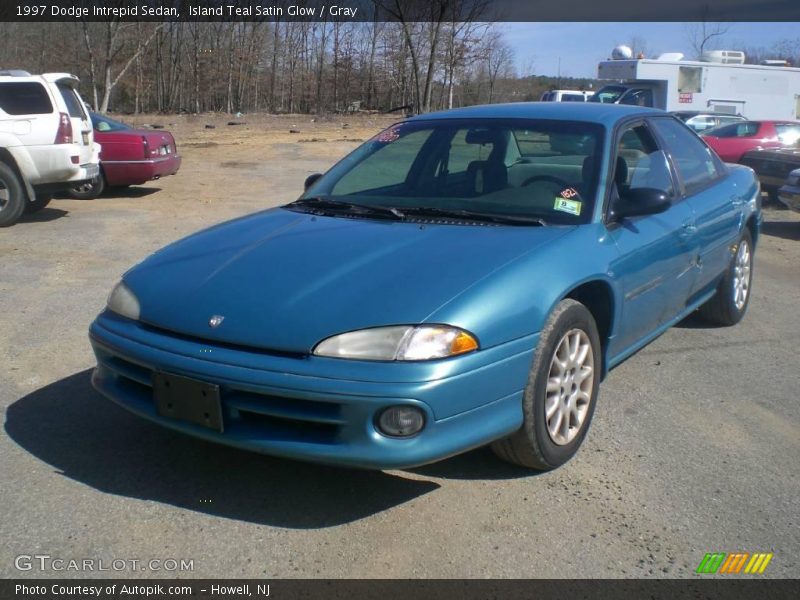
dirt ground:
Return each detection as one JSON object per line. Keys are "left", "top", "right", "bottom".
{"left": 1, "top": 113, "right": 798, "bottom": 579}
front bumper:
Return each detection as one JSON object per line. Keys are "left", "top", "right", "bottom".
{"left": 89, "top": 311, "right": 535, "bottom": 469}
{"left": 102, "top": 155, "right": 181, "bottom": 186}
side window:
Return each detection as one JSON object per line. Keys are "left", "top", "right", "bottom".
{"left": 614, "top": 125, "right": 674, "bottom": 197}
{"left": 57, "top": 83, "right": 87, "bottom": 119}
{"left": 620, "top": 88, "right": 653, "bottom": 107}
{"left": 705, "top": 122, "right": 757, "bottom": 138}
{"left": 0, "top": 82, "right": 53, "bottom": 115}
{"left": 689, "top": 116, "right": 716, "bottom": 132}
{"left": 650, "top": 118, "right": 722, "bottom": 194}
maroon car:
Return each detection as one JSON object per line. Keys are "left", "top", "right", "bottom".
{"left": 69, "top": 112, "right": 181, "bottom": 199}
{"left": 701, "top": 120, "right": 800, "bottom": 163}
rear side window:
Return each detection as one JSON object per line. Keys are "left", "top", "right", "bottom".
{"left": 707, "top": 122, "right": 759, "bottom": 138}
{"left": 0, "top": 82, "right": 53, "bottom": 115}
{"left": 651, "top": 118, "right": 723, "bottom": 194}
{"left": 57, "top": 83, "right": 87, "bottom": 119}
{"left": 775, "top": 123, "right": 800, "bottom": 145}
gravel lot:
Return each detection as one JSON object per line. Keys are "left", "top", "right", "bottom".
{"left": 1, "top": 113, "right": 798, "bottom": 579}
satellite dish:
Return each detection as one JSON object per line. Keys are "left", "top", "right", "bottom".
{"left": 612, "top": 45, "right": 633, "bottom": 60}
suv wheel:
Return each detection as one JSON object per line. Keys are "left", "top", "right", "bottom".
{"left": 0, "top": 162, "right": 26, "bottom": 227}
{"left": 25, "top": 194, "right": 52, "bottom": 213}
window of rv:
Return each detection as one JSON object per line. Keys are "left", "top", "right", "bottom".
{"left": 678, "top": 66, "right": 703, "bottom": 93}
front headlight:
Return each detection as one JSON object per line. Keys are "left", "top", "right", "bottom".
{"left": 313, "top": 325, "right": 479, "bottom": 361}
{"left": 107, "top": 280, "right": 140, "bottom": 320}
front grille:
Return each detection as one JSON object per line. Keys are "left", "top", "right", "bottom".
{"left": 100, "top": 352, "right": 345, "bottom": 445}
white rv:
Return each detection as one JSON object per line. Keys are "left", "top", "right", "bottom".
{"left": 592, "top": 49, "right": 800, "bottom": 120}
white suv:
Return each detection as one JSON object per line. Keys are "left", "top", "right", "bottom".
{"left": 0, "top": 70, "right": 100, "bottom": 226}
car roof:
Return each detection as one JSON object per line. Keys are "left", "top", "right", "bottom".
{"left": 407, "top": 102, "right": 663, "bottom": 127}
{"left": 0, "top": 72, "right": 80, "bottom": 86}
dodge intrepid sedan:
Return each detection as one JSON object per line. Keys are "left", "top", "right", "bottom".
{"left": 89, "top": 103, "right": 760, "bottom": 471}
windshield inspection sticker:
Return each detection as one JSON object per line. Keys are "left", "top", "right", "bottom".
{"left": 554, "top": 197, "right": 582, "bottom": 216}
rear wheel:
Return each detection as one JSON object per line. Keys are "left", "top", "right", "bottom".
{"left": 698, "top": 229, "right": 753, "bottom": 326}
{"left": 0, "top": 162, "right": 26, "bottom": 227}
{"left": 492, "top": 299, "right": 601, "bottom": 470}
{"left": 68, "top": 172, "right": 106, "bottom": 200}
{"left": 24, "top": 194, "right": 52, "bottom": 213}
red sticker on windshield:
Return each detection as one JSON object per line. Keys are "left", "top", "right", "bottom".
{"left": 559, "top": 187, "right": 579, "bottom": 199}
{"left": 374, "top": 125, "right": 403, "bottom": 143}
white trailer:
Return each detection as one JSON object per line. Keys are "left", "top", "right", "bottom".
{"left": 593, "top": 52, "right": 800, "bottom": 120}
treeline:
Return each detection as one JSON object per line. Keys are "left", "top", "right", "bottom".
{"left": 0, "top": 13, "right": 558, "bottom": 116}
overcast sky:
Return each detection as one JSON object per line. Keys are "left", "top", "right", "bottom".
{"left": 501, "top": 22, "right": 800, "bottom": 79}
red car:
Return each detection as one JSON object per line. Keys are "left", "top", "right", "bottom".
{"left": 69, "top": 112, "right": 181, "bottom": 199}
{"left": 701, "top": 120, "right": 800, "bottom": 163}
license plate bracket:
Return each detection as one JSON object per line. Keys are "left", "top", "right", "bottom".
{"left": 153, "top": 372, "right": 223, "bottom": 432}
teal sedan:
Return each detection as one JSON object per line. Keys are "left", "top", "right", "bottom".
{"left": 89, "top": 103, "right": 760, "bottom": 470}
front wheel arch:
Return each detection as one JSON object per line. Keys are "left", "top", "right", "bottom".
{"left": 563, "top": 279, "right": 615, "bottom": 379}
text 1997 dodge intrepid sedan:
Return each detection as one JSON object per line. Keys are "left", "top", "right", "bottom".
{"left": 89, "top": 103, "right": 760, "bottom": 470}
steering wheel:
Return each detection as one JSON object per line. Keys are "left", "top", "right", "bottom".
{"left": 521, "top": 174, "right": 573, "bottom": 189}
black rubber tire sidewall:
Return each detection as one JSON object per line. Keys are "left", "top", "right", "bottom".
{"left": 24, "top": 194, "right": 52, "bottom": 214}
{"left": 492, "top": 299, "right": 602, "bottom": 470}
{"left": 698, "top": 229, "right": 754, "bottom": 326}
{"left": 0, "top": 162, "right": 26, "bottom": 227}
{"left": 526, "top": 300, "right": 602, "bottom": 467}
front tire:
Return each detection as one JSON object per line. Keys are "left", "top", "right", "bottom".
{"left": 0, "top": 162, "right": 26, "bottom": 227}
{"left": 68, "top": 172, "right": 106, "bottom": 200}
{"left": 492, "top": 299, "right": 601, "bottom": 470}
{"left": 24, "top": 194, "right": 52, "bottom": 213}
{"left": 698, "top": 229, "right": 753, "bottom": 326}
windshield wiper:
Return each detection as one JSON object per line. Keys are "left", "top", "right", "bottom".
{"left": 400, "top": 206, "right": 546, "bottom": 226}
{"left": 286, "top": 197, "right": 405, "bottom": 220}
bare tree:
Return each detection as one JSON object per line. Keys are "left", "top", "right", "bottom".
{"left": 81, "top": 20, "right": 165, "bottom": 112}
{"left": 482, "top": 32, "right": 514, "bottom": 104}
{"left": 685, "top": 10, "right": 733, "bottom": 58}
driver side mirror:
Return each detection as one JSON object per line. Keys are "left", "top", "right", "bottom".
{"left": 304, "top": 173, "right": 323, "bottom": 191}
{"left": 612, "top": 188, "right": 672, "bottom": 220}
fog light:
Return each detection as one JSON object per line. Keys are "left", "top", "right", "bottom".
{"left": 377, "top": 406, "right": 425, "bottom": 437}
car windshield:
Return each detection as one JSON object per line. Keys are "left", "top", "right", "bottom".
{"left": 90, "top": 112, "right": 131, "bottom": 132}
{"left": 293, "top": 119, "right": 604, "bottom": 225}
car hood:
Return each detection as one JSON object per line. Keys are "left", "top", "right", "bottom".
{"left": 124, "top": 208, "right": 569, "bottom": 353}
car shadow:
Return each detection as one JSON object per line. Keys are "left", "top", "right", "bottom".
{"left": 18, "top": 207, "right": 69, "bottom": 223}
{"left": 761, "top": 220, "right": 800, "bottom": 242}
{"left": 674, "top": 311, "right": 712, "bottom": 329}
{"left": 4, "top": 370, "right": 439, "bottom": 529}
{"left": 55, "top": 187, "right": 162, "bottom": 200}
{"left": 407, "top": 447, "right": 538, "bottom": 480}
{"left": 104, "top": 186, "right": 162, "bottom": 199}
